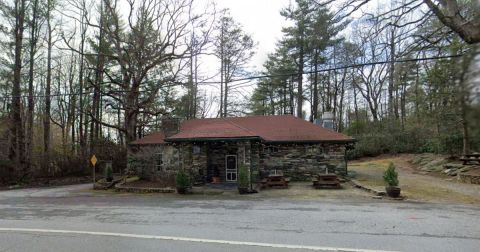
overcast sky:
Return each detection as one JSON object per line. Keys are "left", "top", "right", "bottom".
{"left": 213, "top": 0, "right": 292, "bottom": 71}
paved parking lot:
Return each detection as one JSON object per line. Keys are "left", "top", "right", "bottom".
{"left": 0, "top": 184, "right": 479, "bottom": 251}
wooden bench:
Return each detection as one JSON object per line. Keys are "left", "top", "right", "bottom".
{"left": 312, "top": 174, "right": 341, "bottom": 189}
{"left": 460, "top": 154, "right": 480, "bottom": 165}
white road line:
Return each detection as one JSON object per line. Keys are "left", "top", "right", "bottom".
{"left": 0, "top": 227, "right": 397, "bottom": 252}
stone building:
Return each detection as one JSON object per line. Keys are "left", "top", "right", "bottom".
{"left": 129, "top": 115, "right": 355, "bottom": 184}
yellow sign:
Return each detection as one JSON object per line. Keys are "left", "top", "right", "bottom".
{"left": 90, "top": 155, "right": 98, "bottom": 166}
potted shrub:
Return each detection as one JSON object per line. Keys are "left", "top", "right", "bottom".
{"left": 383, "top": 162, "right": 401, "bottom": 197}
{"left": 104, "top": 163, "right": 114, "bottom": 182}
{"left": 176, "top": 170, "right": 191, "bottom": 194}
{"left": 237, "top": 164, "right": 250, "bottom": 194}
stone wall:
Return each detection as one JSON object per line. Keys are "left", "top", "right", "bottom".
{"left": 127, "top": 144, "right": 179, "bottom": 181}
{"left": 177, "top": 143, "right": 208, "bottom": 183}
{"left": 129, "top": 141, "right": 347, "bottom": 183}
{"left": 458, "top": 172, "right": 480, "bottom": 185}
{"left": 258, "top": 143, "right": 347, "bottom": 180}
{"left": 204, "top": 141, "right": 252, "bottom": 183}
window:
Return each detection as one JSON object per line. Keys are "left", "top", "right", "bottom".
{"left": 264, "top": 146, "right": 279, "bottom": 153}
{"left": 156, "top": 153, "right": 163, "bottom": 171}
{"left": 306, "top": 145, "right": 316, "bottom": 154}
{"left": 193, "top": 146, "right": 201, "bottom": 155}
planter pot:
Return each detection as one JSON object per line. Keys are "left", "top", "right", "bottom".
{"left": 177, "top": 187, "right": 187, "bottom": 194}
{"left": 238, "top": 187, "right": 249, "bottom": 194}
{"left": 385, "top": 186, "right": 401, "bottom": 198}
{"left": 212, "top": 177, "right": 221, "bottom": 184}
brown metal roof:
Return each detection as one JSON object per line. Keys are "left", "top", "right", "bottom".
{"left": 130, "top": 131, "right": 166, "bottom": 145}
{"left": 131, "top": 115, "right": 354, "bottom": 145}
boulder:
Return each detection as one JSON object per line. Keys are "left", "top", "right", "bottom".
{"left": 443, "top": 163, "right": 464, "bottom": 169}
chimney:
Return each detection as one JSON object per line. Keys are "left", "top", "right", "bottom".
{"left": 161, "top": 116, "right": 181, "bottom": 137}
{"left": 321, "top": 111, "right": 334, "bottom": 130}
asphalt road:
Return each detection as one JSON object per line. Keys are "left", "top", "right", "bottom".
{"left": 0, "top": 184, "right": 479, "bottom": 252}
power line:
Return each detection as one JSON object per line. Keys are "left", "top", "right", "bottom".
{"left": 196, "top": 54, "right": 465, "bottom": 84}
{"left": 0, "top": 54, "right": 465, "bottom": 99}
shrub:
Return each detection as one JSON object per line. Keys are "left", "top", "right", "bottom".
{"left": 238, "top": 164, "right": 249, "bottom": 188}
{"left": 104, "top": 163, "right": 113, "bottom": 182}
{"left": 0, "top": 159, "right": 15, "bottom": 185}
{"left": 175, "top": 170, "right": 191, "bottom": 189}
{"left": 383, "top": 162, "right": 399, "bottom": 187}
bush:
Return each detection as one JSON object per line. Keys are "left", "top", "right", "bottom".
{"left": 175, "top": 170, "right": 191, "bottom": 189}
{"left": 0, "top": 159, "right": 15, "bottom": 185}
{"left": 383, "top": 162, "right": 399, "bottom": 187}
{"left": 238, "top": 164, "right": 249, "bottom": 188}
{"left": 104, "top": 163, "right": 113, "bottom": 182}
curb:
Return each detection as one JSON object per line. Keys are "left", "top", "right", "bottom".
{"left": 114, "top": 181, "right": 175, "bottom": 193}
{"left": 349, "top": 179, "right": 386, "bottom": 196}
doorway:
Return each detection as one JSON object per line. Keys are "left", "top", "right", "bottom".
{"left": 225, "top": 155, "right": 237, "bottom": 182}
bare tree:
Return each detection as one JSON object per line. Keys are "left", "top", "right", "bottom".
{"left": 330, "top": 0, "right": 480, "bottom": 44}
{"left": 351, "top": 19, "right": 388, "bottom": 122}
{"left": 214, "top": 11, "right": 255, "bottom": 117}
{"left": 86, "top": 0, "right": 211, "bottom": 145}
{"left": 424, "top": 0, "right": 480, "bottom": 44}
{"left": 26, "top": 0, "right": 42, "bottom": 172}
{"left": 43, "top": 0, "right": 55, "bottom": 172}
{"left": 9, "top": 0, "right": 27, "bottom": 176}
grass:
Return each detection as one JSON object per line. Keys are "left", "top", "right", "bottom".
{"left": 350, "top": 156, "right": 480, "bottom": 204}
{"left": 349, "top": 160, "right": 388, "bottom": 189}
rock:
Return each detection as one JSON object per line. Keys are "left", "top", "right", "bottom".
{"left": 8, "top": 184, "right": 21, "bottom": 190}
{"left": 443, "top": 163, "right": 464, "bottom": 169}
{"left": 457, "top": 167, "right": 471, "bottom": 173}
{"left": 372, "top": 196, "right": 383, "bottom": 199}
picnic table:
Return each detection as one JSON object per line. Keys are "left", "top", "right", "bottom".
{"left": 460, "top": 154, "right": 480, "bottom": 165}
{"left": 260, "top": 171, "right": 290, "bottom": 189}
{"left": 312, "top": 174, "right": 341, "bottom": 189}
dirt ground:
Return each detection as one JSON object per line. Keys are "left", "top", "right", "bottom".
{"left": 249, "top": 181, "right": 373, "bottom": 201}
{"left": 349, "top": 154, "right": 480, "bottom": 204}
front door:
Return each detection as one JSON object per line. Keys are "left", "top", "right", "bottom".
{"left": 225, "top": 155, "right": 237, "bottom": 182}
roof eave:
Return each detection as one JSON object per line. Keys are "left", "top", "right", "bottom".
{"left": 129, "top": 142, "right": 165, "bottom": 146}
{"left": 165, "top": 136, "right": 262, "bottom": 142}
{"left": 263, "top": 139, "right": 356, "bottom": 144}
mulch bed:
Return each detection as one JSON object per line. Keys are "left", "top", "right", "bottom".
{"left": 123, "top": 180, "right": 175, "bottom": 188}
{"left": 115, "top": 179, "right": 176, "bottom": 193}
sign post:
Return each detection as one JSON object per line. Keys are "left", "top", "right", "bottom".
{"left": 90, "top": 155, "right": 98, "bottom": 188}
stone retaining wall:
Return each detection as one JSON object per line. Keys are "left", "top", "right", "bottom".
{"left": 458, "top": 172, "right": 480, "bottom": 185}
{"left": 115, "top": 182, "right": 175, "bottom": 193}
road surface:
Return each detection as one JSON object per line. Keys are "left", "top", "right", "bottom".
{"left": 0, "top": 184, "right": 479, "bottom": 251}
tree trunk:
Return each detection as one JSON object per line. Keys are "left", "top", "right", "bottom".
{"left": 388, "top": 28, "right": 396, "bottom": 119}
{"left": 67, "top": 53, "right": 76, "bottom": 154}
{"left": 312, "top": 50, "right": 319, "bottom": 121}
{"left": 223, "top": 64, "right": 229, "bottom": 117}
{"left": 289, "top": 76, "right": 295, "bottom": 115}
{"left": 219, "top": 27, "right": 224, "bottom": 118}
{"left": 296, "top": 39, "right": 304, "bottom": 119}
{"left": 10, "top": 0, "right": 26, "bottom": 177}
{"left": 26, "top": 0, "right": 39, "bottom": 172}
{"left": 78, "top": 4, "right": 87, "bottom": 156}
{"left": 43, "top": 0, "right": 53, "bottom": 173}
